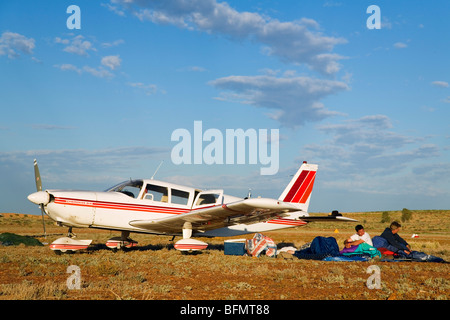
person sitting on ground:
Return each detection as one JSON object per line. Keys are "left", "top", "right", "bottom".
{"left": 344, "top": 224, "right": 373, "bottom": 248}
{"left": 380, "top": 221, "right": 411, "bottom": 255}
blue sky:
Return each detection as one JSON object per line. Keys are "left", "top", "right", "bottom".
{"left": 1, "top": 0, "right": 449, "bottom": 214}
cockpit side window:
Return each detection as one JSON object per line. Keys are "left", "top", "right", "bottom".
{"left": 171, "top": 189, "right": 190, "bottom": 206}
{"left": 143, "top": 184, "right": 168, "bottom": 202}
{"left": 195, "top": 193, "right": 220, "bottom": 206}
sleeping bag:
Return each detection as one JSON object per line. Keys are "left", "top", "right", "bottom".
{"left": 340, "top": 242, "right": 381, "bottom": 258}
{"left": 294, "top": 236, "right": 340, "bottom": 260}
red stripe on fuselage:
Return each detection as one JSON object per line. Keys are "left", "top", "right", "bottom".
{"left": 54, "top": 197, "right": 191, "bottom": 215}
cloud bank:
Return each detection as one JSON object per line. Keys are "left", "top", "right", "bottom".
{"left": 210, "top": 74, "right": 348, "bottom": 127}
{"left": 111, "top": 0, "right": 346, "bottom": 75}
{"left": 0, "top": 31, "right": 35, "bottom": 59}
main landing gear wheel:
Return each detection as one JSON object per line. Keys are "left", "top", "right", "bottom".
{"left": 106, "top": 231, "right": 138, "bottom": 252}
{"left": 173, "top": 222, "right": 208, "bottom": 252}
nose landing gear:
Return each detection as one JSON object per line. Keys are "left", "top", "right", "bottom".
{"left": 49, "top": 227, "right": 92, "bottom": 255}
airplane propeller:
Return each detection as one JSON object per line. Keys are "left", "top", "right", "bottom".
{"left": 33, "top": 159, "right": 47, "bottom": 240}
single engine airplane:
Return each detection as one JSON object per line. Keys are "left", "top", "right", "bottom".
{"left": 27, "top": 160, "right": 356, "bottom": 253}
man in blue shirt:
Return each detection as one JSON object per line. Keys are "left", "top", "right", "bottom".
{"left": 380, "top": 221, "right": 411, "bottom": 255}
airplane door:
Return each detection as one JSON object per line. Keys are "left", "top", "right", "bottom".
{"left": 192, "top": 190, "right": 224, "bottom": 209}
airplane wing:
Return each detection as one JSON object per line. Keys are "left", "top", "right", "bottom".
{"left": 129, "top": 198, "right": 303, "bottom": 234}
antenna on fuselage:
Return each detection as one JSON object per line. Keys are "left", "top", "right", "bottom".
{"left": 151, "top": 161, "right": 164, "bottom": 180}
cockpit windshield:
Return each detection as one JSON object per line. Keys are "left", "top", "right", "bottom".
{"left": 105, "top": 180, "right": 143, "bottom": 198}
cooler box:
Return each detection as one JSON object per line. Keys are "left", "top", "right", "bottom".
{"left": 224, "top": 239, "right": 247, "bottom": 256}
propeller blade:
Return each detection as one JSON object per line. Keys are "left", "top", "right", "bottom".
{"left": 33, "top": 159, "right": 47, "bottom": 239}
{"left": 34, "top": 159, "right": 42, "bottom": 192}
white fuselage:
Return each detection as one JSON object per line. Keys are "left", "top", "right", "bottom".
{"left": 41, "top": 178, "right": 308, "bottom": 237}
{"left": 29, "top": 162, "right": 323, "bottom": 240}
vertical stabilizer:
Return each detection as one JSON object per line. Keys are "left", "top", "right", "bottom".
{"left": 278, "top": 162, "right": 318, "bottom": 212}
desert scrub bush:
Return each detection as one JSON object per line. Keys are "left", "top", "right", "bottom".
{"left": 94, "top": 262, "right": 121, "bottom": 276}
{"left": 151, "top": 283, "right": 173, "bottom": 294}
{"left": 0, "top": 253, "right": 11, "bottom": 263}
{"left": 394, "top": 280, "right": 414, "bottom": 296}
{"left": 320, "top": 274, "right": 345, "bottom": 284}
{"left": 401, "top": 208, "right": 413, "bottom": 222}
{"left": 219, "top": 281, "right": 256, "bottom": 290}
{"left": 0, "top": 279, "right": 68, "bottom": 300}
{"left": 424, "top": 277, "right": 449, "bottom": 290}
{"left": 381, "top": 211, "right": 390, "bottom": 223}
{"left": 234, "top": 281, "right": 256, "bottom": 290}
{"left": 419, "top": 241, "right": 441, "bottom": 250}
{"left": 251, "top": 264, "right": 270, "bottom": 276}
{"left": 275, "top": 266, "right": 300, "bottom": 280}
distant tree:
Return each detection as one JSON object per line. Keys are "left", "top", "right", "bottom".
{"left": 381, "top": 211, "right": 390, "bottom": 223}
{"left": 401, "top": 208, "right": 413, "bottom": 222}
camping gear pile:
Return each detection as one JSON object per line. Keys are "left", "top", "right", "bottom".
{"left": 223, "top": 233, "right": 277, "bottom": 257}
{"left": 224, "top": 233, "right": 447, "bottom": 263}
{"left": 246, "top": 233, "right": 277, "bottom": 257}
{"left": 292, "top": 236, "right": 380, "bottom": 261}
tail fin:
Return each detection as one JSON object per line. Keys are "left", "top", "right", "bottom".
{"left": 278, "top": 161, "right": 318, "bottom": 211}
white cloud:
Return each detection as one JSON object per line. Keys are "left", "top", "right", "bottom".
{"left": 112, "top": 0, "right": 346, "bottom": 75}
{"left": 54, "top": 63, "right": 82, "bottom": 74}
{"left": 101, "top": 55, "right": 122, "bottom": 70}
{"left": 55, "top": 35, "right": 96, "bottom": 56}
{"left": 128, "top": 82, "right": 163, "bottom": 95}
{"left": 102, "top": 3, "right": 126, "bottom": 17}
{"left": 0, "top": 31, "right": 35, "bottom": 59}
{"left": 431, "top": 81, "right": 449, "bottom": 88}
{"left": 393, "top": 42, "right": 408, "bottom": 49}
{"left": 54, "top": 63, "right": 114, "bottom": 78}
{"left": 101, "top": 39, "right": 125, "bottom": 48}
{"left": 83, "top": 66, "right": 114, "bottom": 78}
{"left": 178, "top": 65, "right": 207, "bottom": 72}
{"left": 210, "top": 74, "right": 348, "bottom": 127}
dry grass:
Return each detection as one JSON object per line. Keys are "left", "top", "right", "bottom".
{"left": 0, "top": 210, "right": 449, "bottom": 300}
